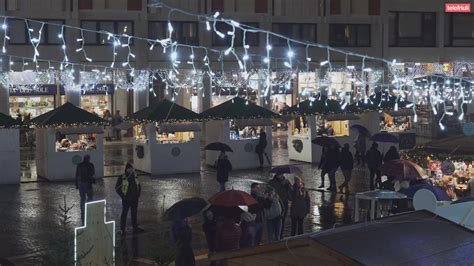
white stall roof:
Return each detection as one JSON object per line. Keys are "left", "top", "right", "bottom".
{"left": 159, "top": 123, "right": 202, "bottom": 132}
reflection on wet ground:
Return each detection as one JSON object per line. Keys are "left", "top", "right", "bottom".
{"left": 6, "top": 136, "right": 371, "bottom": 264}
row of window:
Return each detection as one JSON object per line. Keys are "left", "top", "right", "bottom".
{"left": 5, "top": 12, "right": 474, "bottom": 47}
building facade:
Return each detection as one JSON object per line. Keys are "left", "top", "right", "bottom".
{"left": 0, "top": 0, "right": 473, "bottom": 132}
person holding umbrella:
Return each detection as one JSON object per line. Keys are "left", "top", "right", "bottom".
{"left": 250, "top": 183, "right": 265, "bottom": 245}
{"left": 325, "top": 144, "right": 341, "bottom": 192}
{"left": 255, "top": 128, "right": 268, "bottom": 169}
{"left": 263, "top": 187, "right": 284, "bottom": 243}
{"left": 115, "top": 163, "right": 143, "bottom": 234}
{"left": 290, "top": 177, "right": 310, "bottom": 236}
{"left": 339, "top": 143, "right": 354, "bottom": 194}
{"left": 268, "top": 173, "right": 292, "bottom": 239}
{"left": 172, "top": 219, "right": 195, "bottom": 266}
{"left": 383, "top": 146, "right": 400, "bottom": 163}
{"left": 366, "top": 142, "right": 383, "bottom": 190}
{"left": 318, "top": 146, "right": 329, "bottom": 188}
{"left": 216, "top": 151, "right": 233, "bottom": 192}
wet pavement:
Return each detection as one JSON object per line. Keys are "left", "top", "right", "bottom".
{"left": 2, "top": 135, "right": 372, "bottom": 264}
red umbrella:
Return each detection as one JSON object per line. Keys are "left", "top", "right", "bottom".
{"left": 208, "top": 189, "right": 257, "bottom": 207}
{"left": 381, "top": 160, "right": 426, "bottom": 180}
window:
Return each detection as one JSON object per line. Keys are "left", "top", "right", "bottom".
{"left": 329, "top": 24, "right": 371, "bottom": 47}
{"left": 149, "top": 21, "right": 199, "bottom": 45}
{"left": 79, "top": 0, "right": 93, "bottom": 10}
{"left": 368, "top": 0, "right": 380, "bottom": 15}
{"left": 445, "top": 14, "right": 474, "bottom": 47}
{"left": 211, "top": 0, "right": 224, "bottom": 13}
{"left": 8, "top": 19, "right": 64, "bottom": 45}
{"left": 127, "top": 0, "right": 142, "bottom": 11}
{"left": 80, "top": 21, "right": 134, "bottom": 45}
{"left": 255, "top": 0, "right": 268, "bottom": 13}
{"left": 330, "top": 0, "right": 341, "bottom": 15}
{"left": 212, "top": 22, "right": 259, "bottom": 47}
{"left": 389, "top": 12, "right": 436, "bottom": 47}
{"left": 272, "top": 24, "right": 317, "bottom": 46}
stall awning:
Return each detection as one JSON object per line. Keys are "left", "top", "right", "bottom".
{"left": 0, "top": 113, "right": 19, "bottom": 128}
{"left": 30, "top": 102, "right": 108, "bottom": 128}
{"left": 234, "top": 119, "right": 273, "bottom": 127}
{"left": 58, "top": 126, "right": 104, "bottom": 135}
{"left": 159, "top": 123, "right": 201, "bottom": 132}
{"left": 323, "top": 113, "right": 360, "bottom": 121}
{"left": 201, "top": 97, "right": 279, "bottom": 120}
{"left": 128, "top": 99, "right": 201, "bottom": 123}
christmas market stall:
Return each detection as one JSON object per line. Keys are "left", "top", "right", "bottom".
{"left": 347, "top": 92, "right": 414, "bottom": 151}
{"left": 201, "top": 97, "right": 279, "bottom": 170}
{"left": 402, "top": 135, "right": 474, "bottom": 199}
{"left": 128, "top": 99, "right": 202, "bottom": 175}
{"left": 284, "top": 95, "right": 362, "bottom": 163}
{"left": 0, "top": 113, "right": 20, "bottom": 185}
{"left": 31, "top": 102, "right": 107, "bottom": 181}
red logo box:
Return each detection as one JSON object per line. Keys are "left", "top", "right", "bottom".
{"left": 445, "top": 3, "right": 471, "bottom": 13}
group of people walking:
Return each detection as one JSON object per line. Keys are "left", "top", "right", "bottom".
{"left": 318, "top": 134, "right": 401, "bottom": 192}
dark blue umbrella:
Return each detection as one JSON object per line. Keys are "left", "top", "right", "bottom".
{"left": 312, "top": 136, "right": 340, "bottom": 147}
{"left": 370, "top": 133, "right": 398, "bottom": 143}
{"left": 205, "top": 142, "right": 233, "bottom": 152}
{"left": 270, "top": 165, "right": 302, "bottom": 175}
{"left": 399, "top": 184, "right": 451, "bottom": 201}
{"left": 350, "top": 124, "right": 371, "bottom": 137}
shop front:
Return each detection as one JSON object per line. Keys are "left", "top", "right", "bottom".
{"left": 80, "top": 84, "right": 114, "bottom": 117}
{"left": 9, "top": 84, "right": 62, "bottom": 118}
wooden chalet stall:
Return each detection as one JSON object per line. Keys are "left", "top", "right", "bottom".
{"left": 0, "top": 113, "right": 20, "bottom": 184}
{"left": 128, "top": 99, "right": 202, "bottom": 175}
{"left": 31, "top": 102, "right": 107, "bottom": 181}
{"left": 201, "top": 97, "right": 279, "bottom": 170}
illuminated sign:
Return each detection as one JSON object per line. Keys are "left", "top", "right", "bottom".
{"left": 445, "top": 3, "right": 471, "bottom": 13}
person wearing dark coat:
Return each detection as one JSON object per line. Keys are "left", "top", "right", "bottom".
{"left": 290, "top": 177, "right": 310, "bottom": 236}
{"left": 383, "top": 146, "right": 400, "bottom": 163}
{"left": 172, "top": 219, "right": 195, "bottom": 266}
{"left": 216, "top": 216, "right": 242, "bottom": 252}
{"left": 325, "top": 144, "right": 341, "bottom": 191}
{"left": 255, "top": 129, "right": 268, "bottom": 168}
{"left": 249, "top": 183, "right": 265, "bottom": 245}
{"left": 318, "top": 146, "right": 329, "bottom": 188}
{"left": 338, "top": 144, "right": 354, "bottom": 194}
{"left": 268, "top": 174, "right": 292, "bottom": 239}
{"left": 202, "top": 210, "right": 217, "bottom": 259}
{"left": 216, "top": 152, "right": 232, "bottom": 192}
{"left": 76, "top": 154, "right": 95, "bottom": 225}
{"left": 366, "top": 142, "right": 383, "bottom": 190}
{"left": 115, "top": 163, "right": 143, "bottom": 234}
{"left": 239, "top": 212, "right": 257, "bottom": 248}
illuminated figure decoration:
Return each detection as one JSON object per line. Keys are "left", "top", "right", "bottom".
{"left": 75, "top": 200, "right": 115, "bottom": 265}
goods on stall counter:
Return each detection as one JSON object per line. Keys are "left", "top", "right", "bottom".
{"left": 56, "top": 137, "right": 97, "bottom": 152}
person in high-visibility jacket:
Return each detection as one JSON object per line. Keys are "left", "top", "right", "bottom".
{"left": 115, "top": 162, "right": 143, "bottom": 235}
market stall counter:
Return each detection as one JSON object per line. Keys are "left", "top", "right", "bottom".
{"left": 31, "top": 102, "right": 108, "bottom": 181}
{"left": 128, "top": 99, "right": 202, "bottom": 175}
{"left": 201, "top": 97, "right": 279, "bottom": 170}
{"left": 0, "top": 113, "right": 20, "bottom": 185}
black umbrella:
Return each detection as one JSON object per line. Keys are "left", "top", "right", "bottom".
{"left": 205, "top": 142, "right": 233, "bottom": 152}
{"left": 312, "top": 136, "right": 340, "bottom": 147}
{"left": 165, "top": 197, "right": 207, "bottom": 221}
